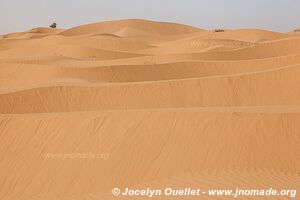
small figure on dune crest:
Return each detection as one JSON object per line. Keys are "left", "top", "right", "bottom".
{"left": 49, "top": 22, "right": 57, "bottom": 29}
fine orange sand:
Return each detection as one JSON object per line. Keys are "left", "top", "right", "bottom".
{"left": 0, "top": 19, "right": 299, "bottom": 200}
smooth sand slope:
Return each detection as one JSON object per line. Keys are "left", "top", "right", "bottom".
{"left": 0, "top": 19, "right": 299, "bottom": 200}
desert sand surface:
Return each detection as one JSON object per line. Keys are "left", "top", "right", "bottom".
{"left": 0, "top": 19, "right": 299, "bottom": 200}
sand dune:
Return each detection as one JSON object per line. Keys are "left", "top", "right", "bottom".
{"left": 0, "top": 110, "right": 299, "bottom": 200}
{"left": 59, "top": 19, "right": 203, "bottom": 36}
{"left": 198, "top": 29, "right": 291, "bottom": 42}
{"left": 2, "top": 54, "right": 300, "bottom": 88}
{"left": 0, "top": 19, "right": 299, "bottom": 200}
{"left": 1, "top": 64, "right": 300, "bottom": 113}
{"left": 2, "top": 28, "right": 63, "bottom": 40}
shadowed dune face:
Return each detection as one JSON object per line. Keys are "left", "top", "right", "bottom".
{"left": 0, "top": 19, "right": 299, "bottom": 200}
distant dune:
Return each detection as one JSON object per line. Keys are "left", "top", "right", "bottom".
{"left": 0, "top": 19, "right": 299, "bottom": 200}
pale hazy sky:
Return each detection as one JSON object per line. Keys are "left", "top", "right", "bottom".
{"left": 1, "top": 0, "right": 299, "bottom": 34}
